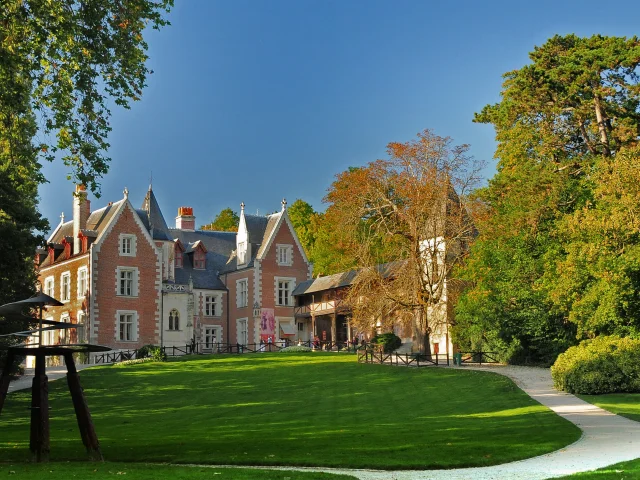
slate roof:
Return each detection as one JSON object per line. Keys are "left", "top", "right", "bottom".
{"left": 255, "top": 212, "right": 282, "bottom": 258}
{"left": 169, "top": 229, "right": 236, "bottom": 290}
{"left": 218, "top": 212, "right": 277, "bottom": 274}
{"left": 137, "top": 188, "right": 173, "bottom": 241}
{"left": 292, "top": 261, "right": 404, "bottom": 296}
{"left": 244, "top": 214, "right": 269, "bottom": 243}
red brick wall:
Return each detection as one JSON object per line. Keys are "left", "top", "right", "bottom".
{"left": 224, "top": 269, "right": 254, "bottom": 343}
{"left": 37, "top": 254, "right": 90, "bottom": 343}
{"left": 92, "top": 202, "right": 161, "bottom": 349}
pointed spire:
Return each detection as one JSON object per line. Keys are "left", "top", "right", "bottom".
{"left": 240, "top": 202, "right": 245, "bottom": 212}
{"left": 123, "top": 187, "right": 129, "bottom": 199}
{"left": 281, "top": 198, "right": 287, "bottom": 211}
{"left": 60, "top": 212, "right": 65, "bottom": 224}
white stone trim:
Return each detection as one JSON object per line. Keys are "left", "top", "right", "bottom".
{"left": 44, "top": 275, "right": 54, "bottom": 297}
{"left": 274, "top": 276, "right": 296, "bottom": 307}
{"left": 115, "top": 309, "right": 138, "bottom": 342}
{"left": 115, "top": 266, "right": 139, "bottom": 297}
{"left": 236, "top": 278, "right": 248, "bottom": 308}
{"left": 77, "top": 266, "right": 88, "bottom": 299}
{"left": 276, "top": 244, "right": 293, "bottom": 266}
{"left": 236, "top": 317, "right": 249, "bottom": 345}
{"left": 254, "top": 260, "right": 262, "bottom": 307}
{"left": 60, "top": 271, "right": 71, "bottom": 303}
{"left": 119, "top": 233, "right": 137, "bottom": 257}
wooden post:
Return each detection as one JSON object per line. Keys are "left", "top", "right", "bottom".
{"left": 331, "top": 312, "right": 337, "bottom": 347}
{"left": 0, "top": 351, "right": 15, "bottom": 415}
{"left": 30, "top": 353, "right": 49, "bottom": 462}
{"left": 64, "top": 353, "right": 102, "bottom": 460}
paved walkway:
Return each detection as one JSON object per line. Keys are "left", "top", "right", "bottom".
{"left": 8, "top": 363, "right": 97, "bottom": 394}
{"left": 225, "top": 365, "right": 640, "bottom": 479}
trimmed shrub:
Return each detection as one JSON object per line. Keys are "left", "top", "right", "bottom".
{"left": 114, "top": 358, "right": 155, "bottom": 367}
{"left": 551, "top": 336, "right": 640, "bottom": 394}
{"left": 370, "top": 332, "right": 402, "bottom": 353}
{"left": 135, "top": 344, "right": 167, "bottom": 362}
{"left": 280, "top": 345, "right": 312, "bottom": 353}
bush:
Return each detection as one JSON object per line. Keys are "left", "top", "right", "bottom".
{"left": 551, "top": 336, "right": 640, "bottom": 394}
{"left": 114, "top": 358, "right": 155, "bottom": 367}
{"left": 279, "top": 345, "right": 312, "bottom": 353}
{"left": 135, "top": 344, "right": 167, "bottom": 362}
{"left": 370, "top": 332, "right": 402, "bottom": 353}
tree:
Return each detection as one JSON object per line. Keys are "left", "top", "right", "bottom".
{"left": 0, "top": 0, "right": 172, "bottom": 367}
{"left": 324, "top": 130, "right": 483, "bottom": 355}
{"left": 457, "top": 35, "right": 640, "bottom": 364}
{"left": 201, "top": 208, "right": 239, "bottom": 232}
{"left": 287, "top": 199, "right": 316, "bottom": 256}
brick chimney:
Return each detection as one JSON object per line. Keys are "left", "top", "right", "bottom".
{"left": 176, "top": 207, "right": 195, "bottom": 231}
{"left": 73, "top": 185, "right": 90, "bottom": 254}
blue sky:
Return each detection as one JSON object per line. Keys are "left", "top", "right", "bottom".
{"left": 39, "top": 0, "right": 640, "bottom": 234}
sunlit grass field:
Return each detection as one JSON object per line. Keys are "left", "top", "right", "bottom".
{"left": 579, "top": 393, "right": 640, "bottom": 422}
{"left": 0, "top": 462, "right": 356, "bottom": 480}
{"left": 0, "top": 353, "right": 580, "bottom": 469}
{"left": 554, "top": 458, "right": 640, "bottom": 479}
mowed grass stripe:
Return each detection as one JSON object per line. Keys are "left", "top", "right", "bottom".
{"left": 0, "top": 353, "right": 580, "bottom": 469}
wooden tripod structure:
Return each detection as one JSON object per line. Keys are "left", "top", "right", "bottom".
{"left": 0, "top": 293, "right": 110, "bottom": 462}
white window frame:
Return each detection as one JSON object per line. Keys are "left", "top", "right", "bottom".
{"left": 44, "top": 276, "right": 54, "bottom": 297}
{"left": 236, "top": 318, "right": 248, "bottom": 345}
{"left": 59, "top": 313, "right": 70, "bottom": 344}
{"left": 236, "top": 279, "right": 248, "bottom": 308}
{"left": 276, "top": 244, "right": 293, "bottom": 266}
{"left": 116, "top": 310, "right": 138, "bottom": 342}
{"left": 77, "top": 266, "right": 88, "bottom": 299}
{"left": 274, "top": 276, "right": 295, "bottom": 307}
{"left": 77, "top": 310, "right": 86, "bottom": 343}
{"left": 116, "top": 267, "right": 138, "bottom": 297}
{"left": 237, "top": 242, "right": 246, "bottom": 265}
{"left": 60, "top": 271, "right": 71, "bottom": 302}
{"left": 42, "top": 318, "right": 55, "bottom": 346}
{"left": 168, "top": 308, "right": 180, "bottom": 331}
{"left": 204, "top": 294, "right": 219, "bottom": 317}
{"left": 203, "top": 325, "right": 222, "bottom": 351}
{"left": 119, "top": 234, "right": 137, "bottom": 257}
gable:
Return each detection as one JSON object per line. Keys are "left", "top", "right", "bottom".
{"left": 257, "top": 211, "right": 309, "bottom": 265}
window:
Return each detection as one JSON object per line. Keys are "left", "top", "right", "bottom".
{"left": 194, "top": 249, "right": 206, "bottom": 269}
{"left": 205, "top": 295, "right": 219, "bottom": 316}
{"left": 77, "top": 267, "right": 88, "bottom": 298}
{"left": 237, "top": 318, "right": 248, "bottom": 345}
{"left": 275, "top": 277, "right": 295, "bottom": 306}
{"left": 276, "top": 244, "right": 293, "bottom": 266}
{"left": 237, "top": 279, "right": 248, "bottom": 308}
{"left": 59, "top": 314, "right": 70, "bottom": 344}
{"left": 237, "top": 242, "right": 246, "bottom": 265}
{"left": 61, "top": 272, "right": 71, "bottom": 302}
{"left": 117, "top": 267, "right": 138, "bottom": 297}
{"left": 204, "top": 326, "right": 221, "bottom": 349}
{"left": 44, "top": 276, "right": 54, "bottom": 297}
{"left": 117, "top": 311, "right": 137, "bottom": 342}
{"left": 169, "top": 309, "right": 180, "bottom": 331}
{"left": 77, "top": 311, "right": 86, "bottom": 343}
{"left": 119, "top": 234, "right": 136, "bottom": 256}
{"left": 175, "top": 249, "right": 183, "bottom": 268}
{"left": 298, "top": 322, "right": 304, "bottom": 332}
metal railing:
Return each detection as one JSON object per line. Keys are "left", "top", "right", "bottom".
{"left": 458, "top": 351, "right": 499, "bottom": 365}
{"left": 357, "top": 347, "right": 450, "bottom": 367}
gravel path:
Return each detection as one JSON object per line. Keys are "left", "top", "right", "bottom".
{"left": 213, "top": 365, "right": 640, "bottom": 480}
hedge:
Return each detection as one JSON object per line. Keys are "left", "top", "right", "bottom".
{"left": 551, "top": 336, "right": 640, "bottom": 394}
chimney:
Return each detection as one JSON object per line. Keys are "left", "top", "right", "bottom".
{"left": 73, "top": 185, "right": 90, "bottom": 254}
{"left": 176, "top": 206, "right": 195, "bottom": 231}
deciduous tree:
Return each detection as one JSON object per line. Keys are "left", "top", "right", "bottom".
{"left": 325, "top": 130, "right": 483, "bottom": 355}
{"left": 201, "top": 208, "right": 239, "bottom": 232}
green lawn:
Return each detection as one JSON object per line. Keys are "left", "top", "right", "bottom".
{"left": 578, "top": 393, "right": 640, "bottom": 422}
{"left": 0, "top": 353, "right": 580, "bottom": 469}
{"left": 0, "top": 462, "right": 355, "bottom": 479}
{"left": 553, "top": 458, "right": 640, "bottom": 479}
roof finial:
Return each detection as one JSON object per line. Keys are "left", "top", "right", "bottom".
{"left": 60, "top": 212, "right": 65, "bottom": 224}
{"left": 149, "top": 171, "right": 153, "bottom": 191}
{"left": 240, "top": 202, "right": 245, "bottom": 212}
{"left": 123, "top": 187, "right": 129, "bottom": 199}
{"left": 281, "top": 198, "right": 287, "bottom": 211}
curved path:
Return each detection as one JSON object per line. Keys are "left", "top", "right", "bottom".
{"left": 234, "top": 365, "right": 640, "bottom": 479}
{"left": 9, "top": 364, "right": 640, "bottom": 479}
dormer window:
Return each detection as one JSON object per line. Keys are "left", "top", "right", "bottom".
{"left": 194, "top": 249, "right": 206, "bottom": 269}
{"left": 238, "top": 242, "right": 246, "bottom": 265}
{"left": 175, "top": 250, "right": 183, "bottom": 268}
{"left": 174, "top": 239, "right": 185, "bottom": 269}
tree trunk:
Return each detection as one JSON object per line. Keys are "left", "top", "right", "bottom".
{"left": 412, "top": 310, "right": 432, "bottom": 360}
{"left": 594, "top": 95, "right": 611, "bottom": 156}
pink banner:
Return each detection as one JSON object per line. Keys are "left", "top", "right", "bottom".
{"left": 260, "top": 308, "right": 275, "bottom": 343}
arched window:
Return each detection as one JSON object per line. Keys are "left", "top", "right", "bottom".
{"left": 169, "top": 309, "right": 180, "bottom": 331}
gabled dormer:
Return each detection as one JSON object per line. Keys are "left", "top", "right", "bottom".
{"left": 174, "top": 239, "right": 185, "bottom": 269}
{"left": 186, "top": 240, "right": 207, "bottom": 270}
